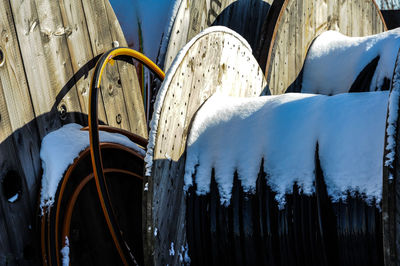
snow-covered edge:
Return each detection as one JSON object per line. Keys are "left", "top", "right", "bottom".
{"left": 178, "top": 243, "right": 191, "bottom": 264}
{"left": 385, "top": 49, "right": 400, "bottom": 179}
{"left": 157, "top": 0, "right": 183, "bottom": 66}
{"left": 144, "top": 26, "right": 252, "bottom": 177}
{"left": 61, "top": 237, "right": 70, "bottom": 266}
{"left": 40, "top": 123, "right": 145, "bottom": 212}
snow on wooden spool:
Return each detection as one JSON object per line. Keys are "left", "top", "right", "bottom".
{"left": 39, "top": 130, "right": 146, "bottom": 266}
{"left": 0, "top": 0, "right": 145, "bottom": 264}
{"left": 144, "top": 26, "right": 267, "bottom": 265}
{"left": 162, "top": 0, "right": 273, "bottom": 71}
{"left": 184, "top": 90, "right": 386, "bottom": 265}
{"left": 264, "top": 0, "right": 387, "bottom": 95}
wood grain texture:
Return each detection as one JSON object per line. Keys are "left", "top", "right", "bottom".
{"left": 265, "top": 0, "right": 387, "bottom": 95}
{"left": 58, "top": 0, "right": 108, "bottom": 124}
{"left": 145, "top": 28, "right": 267, "bottom": 266}
{"left": 163, "top": 0, "right": 273, "bottom": 71}
{"left": 10, "top": 0, "right": 82, "bottom": 136}
{"left": 81, "top": 0, "right": 132, "bottom": 131}
{"left": 104, "top": 0, "right": 147, "bottom": 138}
{"left": 0, "top": 0, "right": 144, "bottom": 263}
{"left": 0, "top": 1, "right": 42, "bottom": 264}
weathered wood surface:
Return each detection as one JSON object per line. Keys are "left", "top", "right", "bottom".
{"left": 265, "top": 0, "right": 387, "bottom": 95}
{"left": 0, "top": 0, "right": 144, "bottom": 264}
{"left": 163, "top": 0, "right": 273, "bottom": 71}
{"left": 145, "top": 27, "right": 267, "bottom": 266}
{"left": 383, "top": 48, "right": 400, "bottom": 266}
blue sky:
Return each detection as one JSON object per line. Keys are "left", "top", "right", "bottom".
{"left": 110, "top": 0, "right": 176, "bottom": 62}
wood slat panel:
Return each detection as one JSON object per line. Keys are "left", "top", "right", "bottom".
{"left": 58, "top": 0, "right": 108, "bottom": 124}
{"left": 0, "top": 1, "right": 42, "bottom": 264}
{"left": 163, "top": 0, "right": 273, "bottom": 71}
{"left": 10, "top": 0, "right": 83, "bottom": 136}
{"left": 82, "top": 0, "right": 143, "bottom": 133}
{"left": 0, "top": 0, "right": 145, "bottom": 263}
{"left": 104, "top": 1, "right": 147, "bottom": 138}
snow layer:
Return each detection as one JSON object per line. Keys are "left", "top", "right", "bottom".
{"left": 178, "top": 243, "right": 191, "bottom": 264}
{"left": 184, "top": 92, "right": 389, "bottom": 207}
{"left": 302, "top": 29, "right": 400, "bottom": 95}
{"left": 145, "top": 26, "right": 252, "bottom": 177}
{"left": 7, "top": 193, "right": 19, "bottom": 203}
{"left": 61, "top": 237, "right": 70, "bottom": 266}
{"left": 169, "top": 242, "right": 175, "bottom": 256}
{"left": 40, "top": 123, "right": 145, "bottom": 210}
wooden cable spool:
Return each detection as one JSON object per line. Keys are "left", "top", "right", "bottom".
{"left": 145, "top": 26, "right": 267, "bottom": 265}
{"left": 41, "top": 142, "right": 145, "bottom": 266}
{"left": 0, "top": 1, "right": 145, "bottom": 263}
{"left": 264, "top": 0, "right": 387, "bottom": 95}
{"left": 40, "top": 47, "right": 165, "bottom": 266}
{"left": 163, "top": 0, "right": 273, "bottom": 71}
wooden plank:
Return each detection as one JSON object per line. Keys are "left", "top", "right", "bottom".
{"left": 145, "top": 28, "right": 267, "bottom": 265}
{"left": 163, "top": 0, "right": 273, "bottom": 71}
{"left": 0, "top": 1, "right": 43, "bottom": 264}
{"left": 0, "top": 77, "right": 37, "bottom": 264}
{"left": 58, "top": 0, "right": 108, "bottom": 124}
{"left": 0, "top": 198, "right": 14, "bottom": 264}
{"left": 0, "top": 0, "right": 41, "bottom": 192}
{"left": 81, "top": 0, "right": 132, "bottom": 131}
{"left": 0, "top": 0, "right": 144, "bottom": 263}
{"left": 104, "top": 1, "right": 147, "bottom": 138}
{"left": 10, "top": 0, "right": 83, "bottom": 137}
{"left": 264, "top": 0, "right": 387, "bottom": 95}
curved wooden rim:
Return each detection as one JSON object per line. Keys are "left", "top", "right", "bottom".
{"left": 264, "top": 0, "right": 388, "bottom": 81}
{"left": 371, "top": 0, "right": 388, "bottom": 31}
{"left": 264, "top": 0, "right": 289, "bottom": 80}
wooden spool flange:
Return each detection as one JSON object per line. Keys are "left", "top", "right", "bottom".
{"left": 163, "top": 0, "right": 273, "bottom": 71}
{"left": 144, "top": 26, "right": 267, "bottom": 265}
{"left": 264, "top": 0, "right": 387, "bottom": 95}
{"left": 383, "top": 47, "right": 400, "bottom": 266}
{"left": 0, "top": 0, "right": 145, "bottom": 263}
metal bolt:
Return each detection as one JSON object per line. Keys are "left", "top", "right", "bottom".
{"left": 112, "top": 41, "right": 119, "bottom": 48}
{"left": 58, "top": 104, "right": 67, "bottom": 120}
{"left": 116, "top": 114, "right": 122, "bottom": 124}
